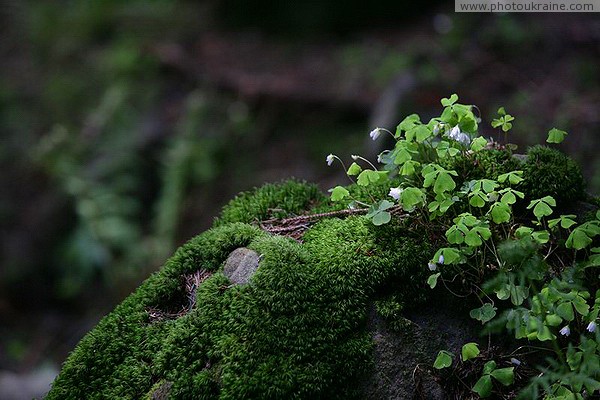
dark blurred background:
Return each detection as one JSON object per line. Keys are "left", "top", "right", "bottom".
{"left": 1, "top": 1, "right": 599, "bottom": 398}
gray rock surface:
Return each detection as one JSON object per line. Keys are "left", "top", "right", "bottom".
{"left": 0, "top": 366, "right": 58, "bottom": 400}
{"left": 223, "top": 247, "right": 261, "bottom": 285}
{"left": 361, "top": 295, "right": 480, "bottom": 399}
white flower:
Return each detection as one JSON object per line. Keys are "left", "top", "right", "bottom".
{"left": 510, "top": 358, "right": 521, "bottom": 366}
{"left": 433, "top": 122, "right": 444, "bottom": 135}
{"left": 448, "top": 125, "right": 471, "bottom": 146}
{"left": 351, "top": 154, "right": 359, "bottom": 160}
{"left": 560, "top": 325, "right": 571, "bottom": 336}
{"left": 448, "top": 126, "right": 461, "bottom": 140}
{"left": 428, "top": 262, "right": 437, "bottom": 271}
{"left": 438, "top": 254, "right": 445, "bottom": 264}
{"left": 370, "top": 128, "right": 382, "bottom": 141}
{"left": 457, "top": 132, "right": 471, "bottom": 146}
{"left": 326, "top": 154, "right": 335, "bottom": 166}
{"left": 587, "top": 321, "right": 597, "bottom": 333}
{"left": 389, "top": 187, "right": 403, "bottom": 201}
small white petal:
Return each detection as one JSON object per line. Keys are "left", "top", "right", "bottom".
{"left": 388, "top": 187, "right": 403, "bottom": 201}
{"left": 370, "top": 128, "right": 381, "bottom": 141}
{"left": 587, "top": 321, "right": 597, "bottom": 333}
{"left": 438, "top": 254, "right": 445, "bottom": 265}
{"left": 510, "top": 358, "right": 521, "bottom": 366}
{"left": 449, "top": 126, "right": 461, "bottom": 140}
{"left": 351, "top": 154, "right": 359, "bottom": 160}
{"left": 428, "top": 262, "right": 437, "bottom": 271}
{"left": 560, "top": 325, "right": 571, "bottom": 336}
{"left": 458, "top": 132, "right": 471, "bottom": 146}
{"left": 326, "top": 154, "right": 335, "bottom": 166}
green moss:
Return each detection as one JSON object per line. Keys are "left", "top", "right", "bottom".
{"left": 215, "top": 180, "right": 326, "bottom": 225}
{"left": 521, "top": 145, "right": 585, "bottom": 207}
{"left": 445, "top": 148, "right": 521, "bottom": 184}
{"left": 47, "top": 223, "right": 266, "bottom": 399}
{"left": 48, "top": 182, "right": 432, "bottom": 399}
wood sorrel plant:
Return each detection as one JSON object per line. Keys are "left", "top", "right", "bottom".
{"left": 327, "top": 94, "right": 600, "bottom": 399}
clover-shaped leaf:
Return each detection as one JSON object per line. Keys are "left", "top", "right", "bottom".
{"left": 441, "top": 93, "right": 459, "bottom": 107}
{"left": 527, "top": 196, "right": 556, "bottom": 219}
{"left": 330, "top": 186, "right": 349, "bottom": 201}
{"left": 433, "top": 350, "right": 453, "bottom": 369}
{"left": 347, "top": 162, "right": 362, "bottom": 176}
{"left": 461, "top": 342, "right": 480, "bottom": 361}
{"left": 470, "top": 303, "right": 497, "bottom": 324}
{"left": 547, "top": 127, "right": 568, "bottom": 144}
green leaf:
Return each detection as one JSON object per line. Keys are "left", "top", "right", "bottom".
{"left": 566, "top": 228, "right": 593, "bottom": 250}
{"left": 378, "top": 200, "right": 394, "bottom": 211}
{"left": 501, "top": 191, "right": 516, "bottom": 205}
{"left": 470, "top": 303, "right": 497, "bottom": 324}
{"left": 483, "top": 360, "right": 497, "bottom": 375}
{"left": 472, "top": 375, "right": 493, "bottom": 398}
{"left": 347, "top": 162, "right": 362, "bottom": 176}
{"left": 434, "top": 171, "right": 456, "bottom": 194}
{"left": 515, "top": 226, "right": 534, "bottom": 239}
{"left": 534, "top": 201, "right": 553, "bottom": 218}
{"left": 495, "top": 286, "right": 510, "bottom": 300}
{"left": 433, "top": 350, "right": 453, "bottom": 369}
{"left": 548, "top": 215, "right": 577, "bottom": 230}
{"left": 541, "top": 196, "right": 557, "bottom": 207}
{"left": 357, "top": 170, "right": 385, "bottom": 186}
{"left": 461, "top": 342, "right": 480, "bottom": 361}
{"left": 372, "top": 211, "right": 391, "bottom": 226}
{"left": 330, "top": 186, "right": 349, "bottom": 201}
{"left": 532, "top": 230, "right": 550, "bottom": 244}
{"left": 545, "top": 313, "right": 562, "bottom": 326}
{"left": 415, "top": 125, "right": 432, "bottom": 143}
{"left": 427, "top": 273, "right": 441, "bottom": 289}
{"left": 400, "top": 187, "right": 425, "bottom": 210}
{"left": 441, "top": 94, "right": 458, "bottom": 107}
{"left": 394, "top": 148, "right": 412, "bottom": 165}
{"left": 490, "top": 202, "right": 511, "bottom": 224}
{"left": 399, "top": 160, "right": 419, "bottom": 176}
{"left": 560, "top": 216, "right": 577, "bottom": 229}
{"left": 498, "top": 107, "right": 506, "bottom": 116}
{"left": 465, "top": 230, "right": 483, "bottom": 247}
{"left": 528, "top": 197, "right": 555, "bottom": 219}
{"left": 491, "top": 367, "right": 514, "bottom": 386}
{"left": 470, "top": 192, "right": 487, "bottom": 208}
{"left": 470, "top": 137, "right": 488, "bottom": 152}
{"left": 435, "top": 248, "right": 461, "bottom": 265}
{"left": 446, "top": 225, "right": 466, "bottom": 244}
{"left": 547, "top": 128, "right": 568, "bottom": 144}
{"left": 498, "top": 170, "right": 524, "bottom": 185}
{"left": 556, "top": 302, "right": 575, "bottom": 321}
{"left": 510, "top": 285, "right": 528, "bottom": 306}
{"left": 397, "top": 114, "right": 421, "bottom": 135}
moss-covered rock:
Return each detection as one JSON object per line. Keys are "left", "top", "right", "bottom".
{"left": 446, "top": 148, "right": 522, "bottom": 184}
{"left": 520, "top": 145, "right": 585, "bottom": 208}
{"left": 46, "top": 143, "right": 593, "bottom": 398}
{"left": 48, "top": 181, "right": 438, "bottom": 399}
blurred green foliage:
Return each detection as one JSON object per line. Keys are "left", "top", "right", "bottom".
{"left": 1, "top": 0, "right": 249, "bottom": 299}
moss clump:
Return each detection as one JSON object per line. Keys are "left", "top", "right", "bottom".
{"left": 48, "top": 181, "right": 432, "bottom": 399}
{"left": 215, "top": 179, "right": 325, "bottom": 225}
{"left": 444, "top": 148, "right": 522, "bottom": 184}
{"left": 521, "top": 145, "right": 585, "bottom": 207}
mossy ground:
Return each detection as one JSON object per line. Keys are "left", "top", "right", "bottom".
{"left": 48, "top": 180, "right": 432, "bottom": 399}
{"left": 47, "top": 148, "right": 588, "bottom": 399}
